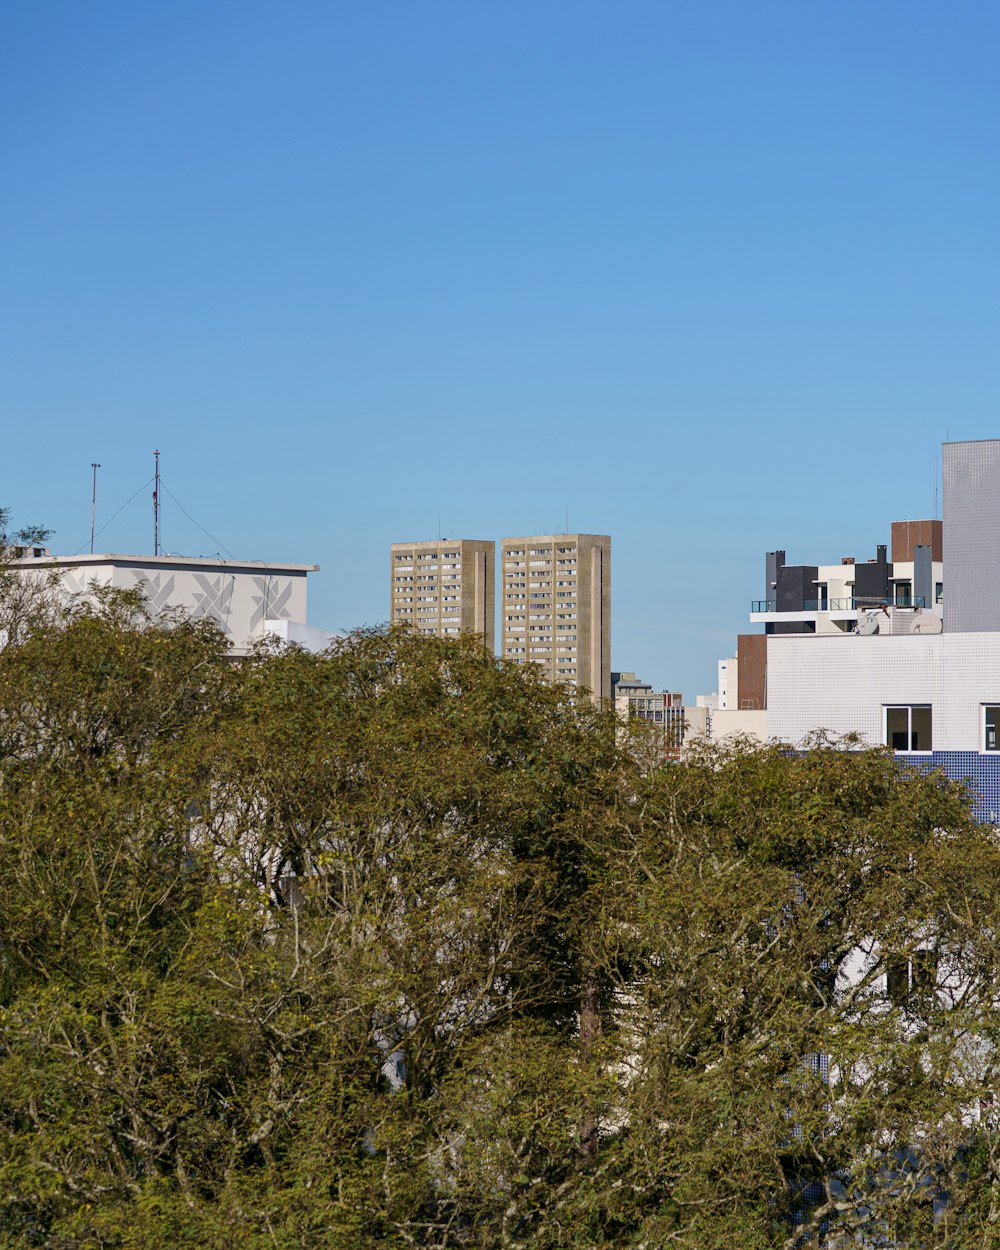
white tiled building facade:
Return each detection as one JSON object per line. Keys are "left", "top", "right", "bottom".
{"left": 757, "top": 438, "right": 1000, "bottom": 822}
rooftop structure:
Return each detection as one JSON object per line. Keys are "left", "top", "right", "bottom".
{"left": 7, "top": 550, "right": 325, "bottom": 654}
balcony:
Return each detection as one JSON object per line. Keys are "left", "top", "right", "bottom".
{"left": 749, "top": 596, "right": 926, "bottom": 623}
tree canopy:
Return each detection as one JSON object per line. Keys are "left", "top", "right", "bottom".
{"left": 2, "top": 587, "right": 1000, "bottom": 1248}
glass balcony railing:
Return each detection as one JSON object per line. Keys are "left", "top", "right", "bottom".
{"left": 751, "top": 596, "right": 927, "bottom": 613}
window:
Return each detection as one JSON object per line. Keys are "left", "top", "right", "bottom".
{"left": 887, "top": 949, "right": 937, "bottom": 1006}
{"left": 885, "top": 705, "right": 932, "bottom": 752}
{"left": 985, "top": 706, "right": 1000, "bottom": 751}
{"left": 505, "top": 549, "right": 525, "bottom": 556}
{"left": 936, "top": 582, "right": 944, "bottom": 604}
{"left": 894, "top": 581, "right": 912, "bottom": 607}
{"left": 530, "top": 548, "right": 551, "bottom": 555}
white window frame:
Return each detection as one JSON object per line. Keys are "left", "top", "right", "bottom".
{"left": 982, "top": 704, "right": 1000, "bottom": 753}
{"left": 884, "top": 704, "right": 933, "bottom": 754}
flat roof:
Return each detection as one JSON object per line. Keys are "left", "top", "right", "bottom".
{"left": 8, "top": 552, "right": 319, "bottom": 573}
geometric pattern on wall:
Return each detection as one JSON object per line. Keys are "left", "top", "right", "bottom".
{"left": 129, "top": 571, "right": 177, "bottom": 616}
{"left": 189, "top": 573, "right": 236, "bottom": 635}
{"left": 59, "top": 570, "right": 91, "bottom": 598}
{"left": 249, "top": 575, "right": 293, "bottom": 631}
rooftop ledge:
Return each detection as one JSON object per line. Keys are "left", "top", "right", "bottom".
{"left": 7, "top": 552, "right": 319, "bottom": 573}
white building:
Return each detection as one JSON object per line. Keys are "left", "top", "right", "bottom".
{"left": 7, "top": 550, "right": 333, "bottom": 654}
{"left": 742, "top": 440, "right": 1000, "bottom": 821}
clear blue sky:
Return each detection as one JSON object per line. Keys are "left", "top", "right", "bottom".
{"left": 3, "top": 1, "right": 999, "bottom": 695}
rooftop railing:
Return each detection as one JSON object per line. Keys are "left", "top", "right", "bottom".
{"left": 751, "top": 596, "right": 926, "bottom": 613}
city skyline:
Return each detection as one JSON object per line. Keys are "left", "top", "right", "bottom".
{"left": 4, "top": 3, "right": 1000, "bottom": 696}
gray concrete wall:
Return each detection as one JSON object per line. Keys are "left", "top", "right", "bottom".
{"left": 943, "top": 440, "right": 1000, "bottom": 632}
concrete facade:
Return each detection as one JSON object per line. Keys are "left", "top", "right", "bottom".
{"left": 8, "top": 551, "right": 318, "bottom": 654}
{"left": 943, "top": 440, "right": 1000, "bottom": 632}
{"left": 500, "top": 533, "right": 610, "bottom": 701}
{"left": 390, "top": 539, "right": 495, "bottom": 650}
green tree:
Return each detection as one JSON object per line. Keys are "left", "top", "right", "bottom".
{"left": 2, "top": 585, "right": 1000, "bottom": 1247}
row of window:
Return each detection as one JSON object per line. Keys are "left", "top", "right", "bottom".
{"left": 391, "top": 551, "right": 461, "bottom": 561}
{"left": 886, "top": 704, "right": 1000, "bottom": 753}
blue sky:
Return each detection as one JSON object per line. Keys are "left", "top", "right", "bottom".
{"left": 3, "top": 1, "right": 999, "bottom": 694}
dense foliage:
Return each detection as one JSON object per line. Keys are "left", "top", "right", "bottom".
{"left": 2, "top": 589, "right": 1000, "bottom": 1247}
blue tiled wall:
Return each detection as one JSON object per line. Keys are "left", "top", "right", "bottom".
{"left": 916, "top": 751, "right": 1000, "bottom": 823}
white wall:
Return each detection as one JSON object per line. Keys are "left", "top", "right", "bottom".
{"left": 767, "top": 632, "right": 1000, "bottom": 751}
{"left": 718, "top": 656, "right": 737, "bottom": 709}
{"left": 15, "top": 556, "right": 312, "bottom": 653}
{"left": 264, "top": 619, "right": 338, "bottom": 653}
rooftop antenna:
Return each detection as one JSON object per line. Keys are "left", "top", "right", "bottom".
{"left": 90, "top": 462, "right": 101, "bottom": 554}
{"left": 153, "top": 449, "right": 160, "bottom": 555}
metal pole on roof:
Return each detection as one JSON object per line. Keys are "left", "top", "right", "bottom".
{"left": 153, "top": 449, "right": 160, "bottom": 556}
{"left": 90, "top": 463, "right": 100, "bottom": 554}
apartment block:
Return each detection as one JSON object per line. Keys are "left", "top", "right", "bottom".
{"left": 389, "top": 539, "right": 494, "bottom": 649}
{"left": 499, "top": 533, "right": 610, "bottom": 701}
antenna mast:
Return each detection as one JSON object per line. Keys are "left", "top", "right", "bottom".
{"left": 153, "top": 449, "right": 160, "bottom": 555}
{"left": 90, "top": 462, "right": 101, "bottom": 554}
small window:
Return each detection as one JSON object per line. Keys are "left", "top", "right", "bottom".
{"left": 935, "top": 582, "right": 944, "bottom": 604}
{"left": 885, "top": 705, "right": 932, "bottom": 753}
{"left": 985, "top": 706, "right": 1000, "bottom": 752}
{"left": 887, "top": 950, "right": 938, "bottom": 1006}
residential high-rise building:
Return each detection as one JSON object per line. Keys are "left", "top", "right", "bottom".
{"left": 499, "top": 533, "right": 610, "bottom": 701}
{"left": 389, "top": 539, "right": 494, "bottom": 649}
